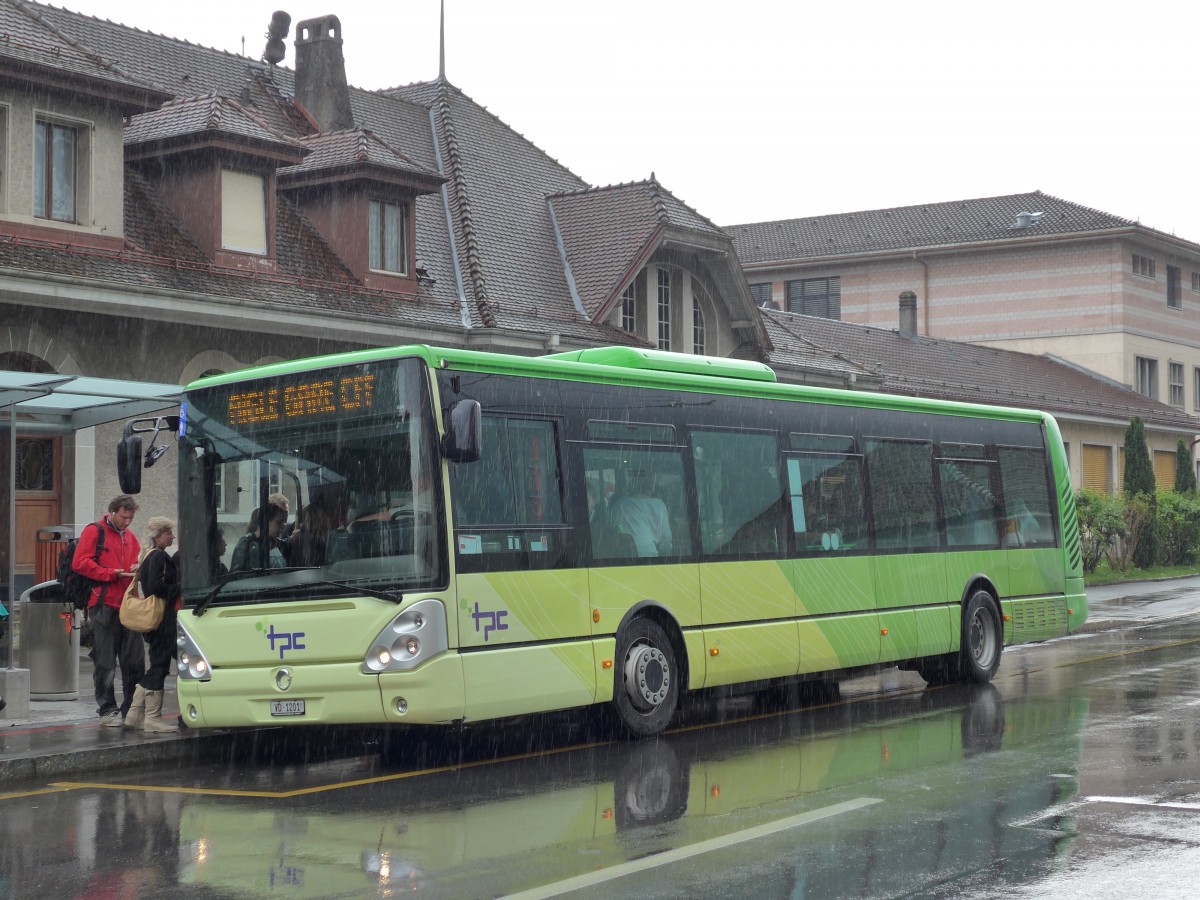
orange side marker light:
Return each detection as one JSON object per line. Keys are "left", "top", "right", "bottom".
{"left": 880, "top": 628, "right": 888, "bottom": 636}
{"left": 602, "top": 659, "right": 613, "bottom": 669}
{"left": 709, "top": 647, "right": 720, "bottom": 657}
{"left": 592, "top": 609, "right": 600, "bottom": 623}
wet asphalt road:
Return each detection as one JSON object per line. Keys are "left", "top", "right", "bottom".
{"left": 4, "top": 581, "right": 1200, "bottom": 898}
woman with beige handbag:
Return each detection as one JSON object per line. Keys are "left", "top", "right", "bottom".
{"left": 124, "top": 517, "right": 181, "bottom": 733}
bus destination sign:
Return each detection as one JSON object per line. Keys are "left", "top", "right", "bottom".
{"left": 227, "top": 373, "right": 376, "bottom": 428}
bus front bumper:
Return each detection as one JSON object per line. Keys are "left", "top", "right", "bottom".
{"left": 177, "top": 654, "right": 466, "bottom": 728}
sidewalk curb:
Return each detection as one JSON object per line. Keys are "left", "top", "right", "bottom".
{"left": 0, "top": 730, "right": 232, "bottom": 784}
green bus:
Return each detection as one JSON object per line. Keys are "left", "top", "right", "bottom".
{"left": 165, "top": 345, "right": 1086, "bottom": 736}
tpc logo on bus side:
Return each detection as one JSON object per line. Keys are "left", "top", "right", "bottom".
{"left": 471, "top": 602, "right": 508, "bottom": 642}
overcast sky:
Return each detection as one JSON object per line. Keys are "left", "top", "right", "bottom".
{"left": 61, "top": 0, "right": 1200, "bottom": 240}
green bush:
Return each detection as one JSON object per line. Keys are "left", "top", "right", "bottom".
{"left": 1075, "top": 490, "right": 1128, "bottom": 574}
{"left": 1156, "top": 489, "right": 1200, "bottom": 566}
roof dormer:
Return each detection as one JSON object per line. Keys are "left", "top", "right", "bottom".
{"left": 277, "top": 129, "right": 443, "bottom": 292}
{"left": 124, "top": 93, "right": 306, "bottom": 271}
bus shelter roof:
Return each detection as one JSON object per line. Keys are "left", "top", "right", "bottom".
{"left": 0, "top": 372, "right": 181, "bottom": 434}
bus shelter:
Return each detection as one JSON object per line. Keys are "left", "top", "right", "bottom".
{"left": 0, "top": 372, "right": 181, "bottom": 716}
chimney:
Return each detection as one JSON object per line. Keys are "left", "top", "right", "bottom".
{"left": 294, "top": 15, "right": 354, "bottom": 131}
{"left": 899, "top": 291, "right": 918, "bottom": 337}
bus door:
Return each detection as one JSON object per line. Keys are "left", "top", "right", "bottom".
{"left": 449, "top": 415, "right": 593, "bottom": 720}
{"left": 784, "top": 445, "right": 880, "bottom": 673}
{"left": 864, "top": 439, "right": 952, "bottom": 663}
{"left": 690, "top": 429, "right": 799, "bottom": 687}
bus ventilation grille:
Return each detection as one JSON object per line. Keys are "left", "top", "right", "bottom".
{"left": 1059, "top": 481, "right": 1082, "bottom": 574}
{"left": 1011, "top": 599, "right": 1065, "bottom": 634}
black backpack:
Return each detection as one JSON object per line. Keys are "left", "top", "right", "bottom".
{"left": 57, "top": 523, "right": 105, "bottom": 611}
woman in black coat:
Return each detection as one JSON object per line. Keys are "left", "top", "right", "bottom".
{"left": 127, "top": 516, "right": 181, "bottom": 734}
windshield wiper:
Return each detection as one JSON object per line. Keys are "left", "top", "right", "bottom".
{"left": 306, "top": 580, "right": 405, "bottom": 604}
{"left": 194, "top": 567, "right": 278, "bottom": 617}
{"left": 193, "top": 568, "right": 404, "bottom": 617}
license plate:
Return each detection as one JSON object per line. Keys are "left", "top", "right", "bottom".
{"left": 270, "top": 699, "right": 305, "bottom": 717}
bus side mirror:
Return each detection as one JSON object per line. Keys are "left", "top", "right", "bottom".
{"left": 442, "top": 399, "right": 481, "bottom": 463}
{"left": 118, "top": 424, "right": 143, "bottom": 494}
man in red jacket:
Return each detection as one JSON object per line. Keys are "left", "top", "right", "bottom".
{"left": 73, "top": 495, "right": 146, "bottom": 726}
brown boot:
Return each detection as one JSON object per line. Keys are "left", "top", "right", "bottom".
{"left": 124, "top": 685, "right": 147, "bottom": 730}
{"left": 143, "top": 690, "right": 178, "bottom": 734}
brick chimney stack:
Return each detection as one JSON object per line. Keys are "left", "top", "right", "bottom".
{"left": 294, "top": 15, "right": 354, "bottom": 131}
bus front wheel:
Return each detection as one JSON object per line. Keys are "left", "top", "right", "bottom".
{"left": 613, "top": 619, "right": 679, "bottom": 738}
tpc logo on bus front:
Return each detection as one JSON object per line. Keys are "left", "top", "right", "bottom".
{"left": 257, "top": 619, "right": 306, "bottom": 659}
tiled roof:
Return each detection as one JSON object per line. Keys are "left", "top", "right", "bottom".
{"left": 124, "top": 93, "right": 302, "bottom": 150}
{"left": 762, "top": 308, "right": 1200, "bottom": 431}
{"left": 0, "top": 0, "right": 164, "bottom": 96}
{"left": 0, "top": 3, "right": 741, "bottom": 355}
{"left": 280, "top": 129, "right": 440, "bottom": 182}
{"left": 549, "top": 182, "right": 669, "bottom": 320}
{"left": 728, "top": 191, "right": 1141, "bottom": 265}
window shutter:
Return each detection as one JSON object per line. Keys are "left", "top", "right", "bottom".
{"left": 221, "top": 170, "right": 267, "bottom": 255}
{"left": 1153, "top": 450, "right": 1176, "bottom": 491}
{"left": 1081, "top": 445, "right": 1111, "bottom": 493}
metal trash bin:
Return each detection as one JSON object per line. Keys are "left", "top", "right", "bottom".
{"left": 18, "top": 580, "right": 80, "bottom": 701}
{"left": 36, "top": 525, "right": 76, "bottom": 585}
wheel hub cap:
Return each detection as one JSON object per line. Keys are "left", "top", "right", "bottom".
{"left": 624, "top": 644, "right": 670, "bottom": 711}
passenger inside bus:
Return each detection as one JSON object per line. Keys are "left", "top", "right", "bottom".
{"left": 610, "top": 469, "right": 674, "bottom": 557}
{"left": 290, "top": 484, "right": 348, "bottom": 567}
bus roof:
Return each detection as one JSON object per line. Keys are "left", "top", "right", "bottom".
{"left": 188, "top": 344, "right": 1050, "bottom": 425}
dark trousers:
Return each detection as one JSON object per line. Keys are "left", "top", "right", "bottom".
{"left": 139, "top": 606, "right": 178, "bottom": 692}
{"left": 90, "top": 604, "right": 146, "bottom": 717}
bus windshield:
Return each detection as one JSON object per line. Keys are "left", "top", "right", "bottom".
{"left": 177, "top": 357, "right": 444, "bottom": 607}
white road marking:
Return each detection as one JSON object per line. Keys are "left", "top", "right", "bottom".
{"left": 503, "top": 797, "right": 882, "bottom": 899}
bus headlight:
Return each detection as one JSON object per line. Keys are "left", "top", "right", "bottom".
{"left": 363, "top": 599, "right": 447, "bottom": 673}
{"left": 177, "top": 620, "right": 212, "bottom": 682}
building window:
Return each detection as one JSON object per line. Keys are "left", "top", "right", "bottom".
{"left": 1082, "top": 444, "right": 1112, "bottom": 493}
{"left": 1170, "top": 361, "right": 1184, "bottom": 407}
{"left": 750, "top": 282, "right": 773, "bottom": 308}
{"left": 657, "top": 268, "right": 671, "bottom": 351}
{"left": 620, "top": 283, "right": 636, "bottom": 333}
{"left": 1136, "top": 356, "right": 1158, "bottom": 400}
{"left": 1192, "top": 272, "right": 1200, "bottom": 293}
{"left": 693, "top": 302, "right": 706, "bottom": 355}
{"left": 786, "top": 276, "right": 841, "bottom": 319}
{"left": 369, "top": 199, "right": 408, "bottom": 274}
{"left": 34, "top": 120, "right": 76, "bottom": 223}
{"left": 1194, "top": 366, "right": 1200, "bottom": 411}
{"left": 221, "top": 169, "right": 267, "bottom": 255}
{"left": 1168, "top": 265, "right": 1182, "bottom": 308}
{"left": 1132, "top": 254, "right": 1155, "bottom": 279}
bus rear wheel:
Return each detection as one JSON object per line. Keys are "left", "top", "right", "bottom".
{"left": 613, "top": 619, "right": 679, "bottom": 738}
{"left": 917, "top": 591, "right": 1003, "bottom": 686}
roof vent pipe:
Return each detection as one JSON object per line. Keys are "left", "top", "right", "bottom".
{"left": 1012, "top": 210, "right": 1045, "bottom": 229}
{"left": 899, "top": 291, "right": 918, "bottom": 338}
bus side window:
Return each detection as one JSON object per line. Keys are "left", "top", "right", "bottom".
{"left": 450, "top": 417, "right": 564, "bottom": 569}
{"left": 786, "top": 453, "right": 867, "bottom": 553}
{"left": 691, "top": 429, "right": 783, "bottom": 558}
{"left": 866, "top": 439, "right": 939, "bottom": 551}
{"left": 998, "top": 447, "right": 1055, "bottom": 547}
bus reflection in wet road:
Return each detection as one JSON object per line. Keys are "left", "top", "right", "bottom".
{"left": 7, "top": 617, "right": 1200, "bottom": 898}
